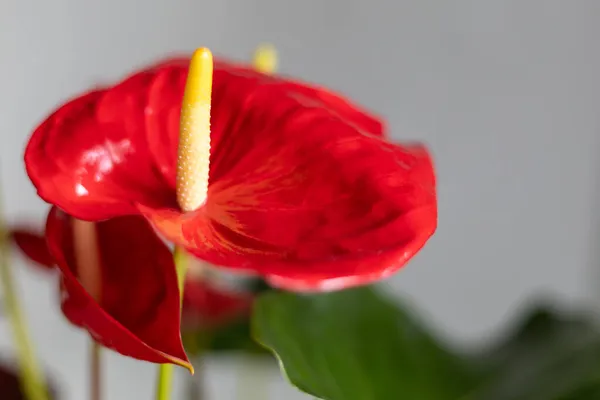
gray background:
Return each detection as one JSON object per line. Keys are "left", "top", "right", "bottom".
{"left": 2, "top": 0, "right": 600, "bottom": 398}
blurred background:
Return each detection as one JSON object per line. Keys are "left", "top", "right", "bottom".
{"left": 2, "top": 0, "right": 600, "bottom": 398}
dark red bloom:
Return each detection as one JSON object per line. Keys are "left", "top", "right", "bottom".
{"left": 0, "top": 364, "right": 27, "bottom": 400}
{"left": 10, "top": 208, "right": 190, "bottom": 370}
{"left": 0, "top": 363, "right": 57, "bottom": 400}
{"left": 25, "top": 58, "right": 437, "bottom": 291}
{"left": 10, "top": 212, "right": 251, "bottom": 366}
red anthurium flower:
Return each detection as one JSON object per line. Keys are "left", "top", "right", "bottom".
{"left": 9, "top": 212, "right": 250, "bottom": 365}
{"left": 10, "top": 207, "right": 191, "bottom": 371}
{"left": 25, "top": 57, "right": 437, "bottom": 291}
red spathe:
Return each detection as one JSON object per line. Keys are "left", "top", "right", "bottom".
{"left": 25, "top": 57, "right": 437, "bottom": 291}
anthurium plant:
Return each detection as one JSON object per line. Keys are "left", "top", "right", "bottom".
{"left": 1, "top": 44, "right": 598, "bottom": 400}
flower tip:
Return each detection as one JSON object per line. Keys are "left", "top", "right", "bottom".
{"left": 165, "top": 355, "right": 195, "bottom": 375}
{"left": 185, "top": 362, "right": 195, "bottom": 376}
{"left": 192, "top": 47, "right": 212, "bottom": 62}
{"left": 252, "top": 43, "right": 278, "bottom": 74}
{"left": 185, "top": 47, "right": 214, "bottom": 110}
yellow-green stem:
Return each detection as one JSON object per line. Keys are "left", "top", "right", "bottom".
{"left": 90, "top": 341, "right": 101, "bottom": 400}
{"left": 0, "top": 186, "right": 48, "bottom": 400}
{"left": 174, "top": 247, "right": 189, "bottom": 298}
{"left": 155, "top": 247, "right": 189, "bottom": 400}
{"left": 155, "top": 363, "right": 174, "bottom": 400}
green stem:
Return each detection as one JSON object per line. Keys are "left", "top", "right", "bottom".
{"left": 0, "top": 190, "right": 48, "bottom": 399}
{"left": 0, "top": 244, "right": 49, "bottom": 400}
{"left": 155, "top": 247, "right": 189, "bottom": 400}
{"left": 156, "top": 363, "right": 174, "bottom": 400}
{"left": 174, "top": 247, "right": 188, "bottom": 298}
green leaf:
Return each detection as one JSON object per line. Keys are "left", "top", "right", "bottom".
{"left": 252, "top": 286, "right": 474, "bottom": 400}
{"left": 252, "top": 288, "right": 600, "bottom": 400}
{"left": 467, "top": 304, "right": 600, "bottom": 400}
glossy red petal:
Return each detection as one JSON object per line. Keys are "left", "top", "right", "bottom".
{"left": 26, "top": 58, "right": 381, "bottom": 217}
{"left": 25, "top": 73, "right": 176, "bottom": 221}
{"left": 9, "top": 228, "right": 55, "bottom": 270}
{"left": 145, "top": 59, "right": 385, "bottom": 187}
{"left": 27, "top": 55, "right": 432, "bottom": 292}
{"left": 139, "top": 84, "right": 437, "bottom": 292}
{"left": 45, "top": 207, "right": 191, "bottom": 371}
{"left": 182, "top": 278, "right": 252, "bottom": 329}
{"left": 210, "top": 60, "right": 386, "bottom": 136}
